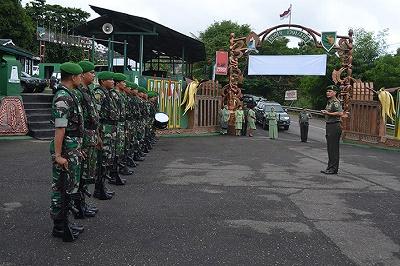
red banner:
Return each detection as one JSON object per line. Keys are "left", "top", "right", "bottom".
{"left": 215, "top": 51, "right": 228, "bottom": 75}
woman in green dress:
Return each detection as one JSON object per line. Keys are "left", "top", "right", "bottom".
{"left": 235, "top": 106, "right": 244, "bottom": 136}
{"left": 266, "top": 106, "right": 278, "bottom": 139}
{"left": 247, "top": 106, "right": 256, "bottom": 137}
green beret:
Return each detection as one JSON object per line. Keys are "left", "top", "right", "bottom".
{"left": 138, "top": 86, "right": 148, "bottom": 93}
{"left": 148, "top": 91, "right": 158, "bottom": 98}
{"left": 60, "top": 62, "right": 83, "bottom": 75}
{"left": 97, "top": 71, "right": 114, "bottom": 80}
{"left": 78, "top": 61, "right": 95, "bottom": 73}
{"left": 113, "top": 73, "right": 127, "bottom": 81}
{"left": 130, "top": 82, "right": 138, "bottom": 89}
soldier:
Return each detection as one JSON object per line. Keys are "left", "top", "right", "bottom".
{"left": 321, "top": 85, "right": 343, "bottom": 175}
{"left": 130, "top": 84, "right": 145, "bottom": 161}
{"left": 50, "top": 62, "right": 84, "bottom": 241}
{"left": 71, "top": 60, "right": 99, "bottom": 218}
{"left": 299, "top": 108, "right": 312, "bottom": 142}
{"left": 110, "top": 73, "right": 133, "bottom": 182}
{"left": 148, "top": 91, "right": 159, "bottom": 144}
{"left": 93, "top": 71, "right": 117, "bottom": 198}
{"left": 137, "top": 87, "right": 149, "bottom": 155}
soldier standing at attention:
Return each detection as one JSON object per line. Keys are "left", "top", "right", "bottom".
{"left": 93, "top": 71, "right": 117, "bottom": 199}
{"left": 299, "top": 108, "right": 312, "bottom": 142}
{"left": 71, "top": 61, "right": 99, "bottom": 219}
{"left": 321, "top": 85, "right": 343, "bottom": 175}
{"left": 50, "top": 62, "right": 84, "bottom": 241}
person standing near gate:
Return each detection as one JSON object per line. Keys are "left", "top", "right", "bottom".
{"left": 235, "top": 106, "right": 244, "bottom": 136}
{"left": 266, "top": 106, "right": 278, "bottom": 139}
{"left": 247, "top": 105, "right": 256, "bottom": 137}
{"left": 219, "top": 105, "right": 230, "bottom": 135}
{"left": 321, "top": 85, "right": 343, "bottom": 175}
{"left": 299, "top": 108, "right": 312, "bottom": 142}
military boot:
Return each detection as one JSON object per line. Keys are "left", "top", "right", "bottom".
{"left": 52, "top": 219, "right": 80, "bottom": 242}
{"left": 93, "top": 182, "right": 113, "bottom": 200}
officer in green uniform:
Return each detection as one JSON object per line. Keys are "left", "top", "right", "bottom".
{"left": 71, "top": 61, "right": 99, "bottom": 218}
{"left": 93, "top": 71, "right": 117, "bottom": 199}
{"left": 299, "top": 108, "right": 312, "bottom": 142}
{"left": 50, "top": 62, "right": 84, "bottom": 241}
{"left": 321, "top": 85, "right": 343, "bottom": 175}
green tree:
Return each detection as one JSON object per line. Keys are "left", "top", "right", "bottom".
{"left": 352, "top": 28, "right": 388, "bottom": 79}
{"left": 25, "top": 0, "right": 90, "bottom": 62}
{"left": 364, "top": 54, "right": 400, "bottom": 89}
{"left": 192, "top": 20, "right": 251, "bottom": 80}
{"left": 0, "top": 0, "right": 34, "bottom": 49}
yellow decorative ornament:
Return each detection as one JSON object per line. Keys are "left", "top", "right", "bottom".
{"left": 378, "top": 88, "right": 396, "bottom": 122}
{"left": 181, "top": 79, "right": 199, "bottom": 115}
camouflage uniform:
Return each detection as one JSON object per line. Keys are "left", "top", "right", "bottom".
{"left": 130, "top": 94, "right": 142, "bottom": 158}
{"left": 50, "top": 85, "right": 83, "bottom": 220}
{"left": 94, "top": 86, "right": 118, "bottom": 186}
{"left": 73, "top": 85, "right": 100, "bottom": 216}
{"left": 110, "top": 89, "right": 126, "bottom": 159}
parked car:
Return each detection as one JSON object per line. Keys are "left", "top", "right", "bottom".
{"left": 20, "top": 71, "right": 48, "bottom": 93}
{"left": 254, "top": 101, "right": 290, "bottom": 130}
{"left": 50, "top": 71, "right": 61, "bottom": 93}
{"left": 243, "top": 94, "right": 264, "bottom": 107}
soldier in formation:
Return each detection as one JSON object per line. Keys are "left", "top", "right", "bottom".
{"left": 50, "top": 62, "right": 159, "bottom": 242}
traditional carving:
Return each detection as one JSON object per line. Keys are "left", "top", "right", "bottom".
{"left": 0, "top": 96, "right": 29, "bottom": 135}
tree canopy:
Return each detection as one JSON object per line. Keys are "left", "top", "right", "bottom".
{"left": 0, "top": 0, "right": 34, "bottom": 50}
{"left": 24, "top": 0, "right": 90, "bottom": 62}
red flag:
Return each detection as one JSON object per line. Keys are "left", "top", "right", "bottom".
{"left": 280, "top": 5, "right": 292, "bottom": 20}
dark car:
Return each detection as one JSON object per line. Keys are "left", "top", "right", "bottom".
{"left": 20, "top": 71, "right": 48, "bottom": 93}
{"left": 50, "top": 71, "right": 61, "bottom": 94}
{"left": 243, "top": 94, "right": 264, "bottom": 107}
{"left": 254, "top": 101, "right": 291, "bottom": 130}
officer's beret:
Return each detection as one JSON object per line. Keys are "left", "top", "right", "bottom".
{"left": 78, "top": 61, "right": 95, "bottom": 73}
{"left": 138, "top": 86, "right": 148, "bottom": 93}
{"left": 326, "top": 85, "right": 339, "bottom": 92}
{"left": 60, "top": 62, "right": 83, "bottom": 75}
{"left": 97, "top": 71, "right": 114, "bottom": 80}
{"left": 130, "top": 82, "right": 138, "bottom": 89}
{"left": 113, "top": 73, "right": 127, "bottom": 81}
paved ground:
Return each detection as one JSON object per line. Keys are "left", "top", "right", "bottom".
{"left": 1, "top": 120, "right": 400, "bottom": 265}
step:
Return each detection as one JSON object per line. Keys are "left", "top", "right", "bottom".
{"left": 21, "top": 93, "right": 53, "bottom": 103}
{"left": 24, "top": 108, "right": 52, "bottom": 115}
{"left": 30, "top": 129, "right": 54, "bottom": 140}
{"left": 24, "top": 102, "right": 52, "bottom": 109}
{"left": 26, "top": 113, "right": 52, "bottom": 122}
{"left": 28, "top": 121, "right": 54, "bottom": 130}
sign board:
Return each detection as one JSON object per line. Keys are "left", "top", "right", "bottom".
{"left": 266, "top": 29, "right": 312, "bottom": 44}
{"left": 285, "top": 90, "right": 297, "bottom": 101}
{"left": 215, "top": 51, "right": 228, "bottom": 75}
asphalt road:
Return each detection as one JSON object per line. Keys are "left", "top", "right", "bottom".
{"left": 1, "top": 123, "right": 400, "bottom": 265}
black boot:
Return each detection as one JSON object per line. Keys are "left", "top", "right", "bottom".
{"left": 109, "top": 170, "right": 126, "bottom": 185}
{"left": 93, "top": 182, "right": 113, "bottom": 200}
{"left": 119, "top": 164, "right": 133, "bottom": 175}
{"left": 52, "top": 220, "right": 79, "bottom": 242}
{"left": 133, "top": 152, "right": 144, "bottom": 161}
{"left": 74, "top": 198, "right": 85, "bottom": 219}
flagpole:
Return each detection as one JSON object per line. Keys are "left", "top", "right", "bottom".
{"left": 289, "top": 4, "right": 292, "bottom": 26}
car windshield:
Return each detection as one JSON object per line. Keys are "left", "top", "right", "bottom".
{"left": 264, "top": 104, "right": 285, "bottom": 113}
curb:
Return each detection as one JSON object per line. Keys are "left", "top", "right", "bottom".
{"left": 0, "top": 136, "right": 33, "bottom": 142}
{"left": 342, "top": 140, "right": 400, "bottom": 152}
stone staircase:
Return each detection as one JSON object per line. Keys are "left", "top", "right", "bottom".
{"left": 21, "top": 93, "right": 54, "bottom": 140}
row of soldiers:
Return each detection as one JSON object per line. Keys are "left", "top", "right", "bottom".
{"left": 50, "top": 61, "right": 158, "bottom": 242}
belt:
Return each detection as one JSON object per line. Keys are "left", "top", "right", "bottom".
{"left": 326, "top": 121, "right": 340, "bottom": 124}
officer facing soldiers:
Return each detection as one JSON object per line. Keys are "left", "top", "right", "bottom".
{"left": 321, "top": 85, "right": 343, "bottom": 175}
{"left": 72, "top": 60, "right": 99, "bottom": 218}
{"left": 93, "top": 71, "right": 117, "bottom": 199}
{"left": 50, "top": 62, "right": 84, "bottom": 242}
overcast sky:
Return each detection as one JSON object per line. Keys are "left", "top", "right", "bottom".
{"left": 22, "top": 0, "right": 400, "bottom": 53}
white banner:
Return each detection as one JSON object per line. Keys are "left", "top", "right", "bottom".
{"left": 248, "top": 55, "right": 327, "bottom": 76}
